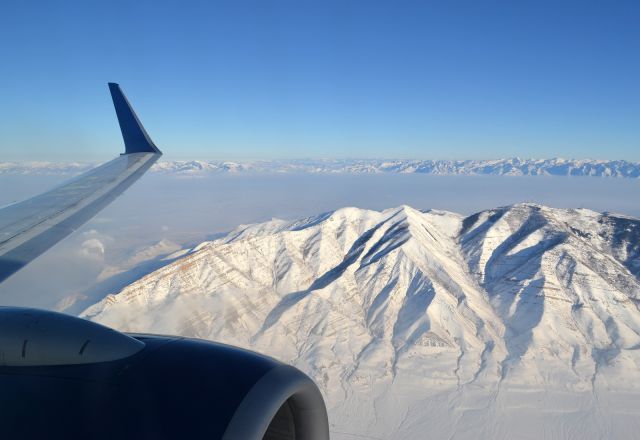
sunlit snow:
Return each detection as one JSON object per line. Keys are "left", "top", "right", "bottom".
{"left": 82, "top": 204, "right": 640, "bottom": 439}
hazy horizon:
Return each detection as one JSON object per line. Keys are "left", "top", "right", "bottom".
{"left": 2, "top": 155, "right": 640, "bottom": 163}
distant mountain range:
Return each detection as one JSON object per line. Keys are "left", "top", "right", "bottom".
{"left": 81, "top": 203, "right": 640, "bottom": 439}
{"left": 2, "top": 158, "right": 640, "bottom": 177}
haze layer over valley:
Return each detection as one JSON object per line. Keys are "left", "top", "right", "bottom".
{"left": 82, "top": 203, "right": 640, "bottom": 439}
{"left": 2, "top": 172, "right": 637, "bottom": 311}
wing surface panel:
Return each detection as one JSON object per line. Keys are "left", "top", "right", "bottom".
{"left": 0, "top": 152, "right": 159, "bottom": 282}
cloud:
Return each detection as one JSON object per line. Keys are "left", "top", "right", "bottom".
{"left": 79, "top": 238, "right": 105, "bottom": 260}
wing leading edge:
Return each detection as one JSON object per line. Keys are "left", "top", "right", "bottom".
{"left": 0, "top": 84, "right": 162, "bottom": 283}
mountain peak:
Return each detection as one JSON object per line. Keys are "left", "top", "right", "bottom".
{"left": 81, "top": 203, "right": 640, "bottom": 438}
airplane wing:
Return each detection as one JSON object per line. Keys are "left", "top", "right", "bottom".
{"left": 0, "top": 83, "right": 162, "bottom": 283}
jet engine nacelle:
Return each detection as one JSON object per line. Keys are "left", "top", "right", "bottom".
{"left": 0, "top": 308, "right": 329, "bottom": 439}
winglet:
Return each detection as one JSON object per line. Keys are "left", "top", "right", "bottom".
{"left": 108, "top": 83, "right": 162, "bottom": 154}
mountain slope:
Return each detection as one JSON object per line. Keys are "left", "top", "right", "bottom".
{"left": 82, "top": 204, "right": 640, "bottom": 439}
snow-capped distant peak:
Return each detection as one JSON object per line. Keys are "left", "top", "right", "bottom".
{"left": 3, "top": 158, "right": 640, "bottom": 177}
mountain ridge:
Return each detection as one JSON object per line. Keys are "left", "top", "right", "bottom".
{"left": 2, "top": 158, "right": 640, "bottom": 177}
{"left": 81, "top": 203, "right": 640, "bottom": 439}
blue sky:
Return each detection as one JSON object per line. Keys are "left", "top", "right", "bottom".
{"left": 0, "top": 0, "right": 638, "bottom": 161}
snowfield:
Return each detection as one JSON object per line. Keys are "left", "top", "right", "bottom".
{"left": 82, "top": 204, "right": 640, "bottom": 439}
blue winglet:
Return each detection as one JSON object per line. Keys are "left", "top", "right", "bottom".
{"left": 108, "top": 83, "right": 162, "bottom": 154}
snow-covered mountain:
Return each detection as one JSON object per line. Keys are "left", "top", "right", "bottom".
{"left": 82, "top": 204, "right": 640, "bottom": 439}
{"left": 3, "top": 158, "right": 640, "bottom": 177}
{"left": 150, "top": 158, "right": 640, "bottom": 177}
{"left": 0, "top": 161, "right": 94, "bottom": 175}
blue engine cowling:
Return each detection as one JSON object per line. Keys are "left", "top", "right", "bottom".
{"left": 0, "top": 308, "right": 329, "bottom": 439}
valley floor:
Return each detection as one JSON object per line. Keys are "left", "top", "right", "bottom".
{"left": 329, "top": 383, "right": 640, "bottom": 439}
